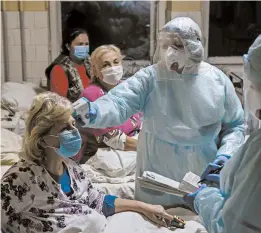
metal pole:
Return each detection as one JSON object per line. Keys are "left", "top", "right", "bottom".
{"left": 150, "top": 1, "right": 158, "bottom": 63}
{"left": 47, "top": 1, "right": 51, "bottom": 64}
{"left": 49, "top": 1, "right": 62, "bottom": 61}
{"left": 150, "top": 1, "right": 155, "bottom": 61}
{"left": 18, "top": 1, "right": 26, "bottom": 82}
{"left": 1, "top": 2, "right": 9, "bottom": 82}
{"left": 202, "top": 1, "right": 210, "bottom": 61}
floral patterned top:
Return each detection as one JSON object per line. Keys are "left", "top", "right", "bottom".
{"left": 1, "top": 158, "right": 112, "bottom": 233}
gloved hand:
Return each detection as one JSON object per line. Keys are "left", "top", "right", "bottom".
{"left": 86, "top": 108, "right": 97, "bottom": 120}
{"left": 183, "top": 184, "right": 207, "bottom": 213}
{"left": 213, "top": 155, "right": 229, "bottom": 166}
{"left": 200, "top": 155, "right": 228, "bottom": 185}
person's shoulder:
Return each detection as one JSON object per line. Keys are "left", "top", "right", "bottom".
{"left": 1, "top": 160, "right": 42, "bottom": 184}
{"left": 137, "top": 64, "right": 155, "bottom": 74}
{"left": 81, "top": 84, "right": 105, "bottom": 101}
{"left": 203, "top": 62, "right": 231, "bottom": 84}
{"left": 83, "top": 84, "right": 103, "bottom": 93}
{"left": 51, "top": 64, "right": 66, "bottom": 73}
{"left": 200, "top": 61, "right": 221, "bottom": 75}
{"left": 130, "top": 65, "right": 156, "bottom": 82}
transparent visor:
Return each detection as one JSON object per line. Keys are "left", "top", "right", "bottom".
{"left": 243, "top": 55, "right": 252, "bottom": 91}
{"left": 153, "top": 32, "right": 185, "bottom": 66}
{"left": 244, "top": 87, "right": 261, "bottom": 135}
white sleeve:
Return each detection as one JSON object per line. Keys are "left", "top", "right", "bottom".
{"left": 103, "top": 133, "right": 127, "bottom": 150}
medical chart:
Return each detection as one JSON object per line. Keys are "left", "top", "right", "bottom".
{"left": 138, "top": 171, "right": 200, "bottom": 197}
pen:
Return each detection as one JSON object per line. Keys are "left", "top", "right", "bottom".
{"left": 198, "top": 165, "right": 224, "bottom": 184}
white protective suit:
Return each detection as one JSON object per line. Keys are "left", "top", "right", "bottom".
{"left": 194, "top": 129, "right": 261, "bottom": 233}
{"left": 194, "top": 35, "right": 261, "bottom": 233}
{"left": 87, "top": 17, "right": 245, "bottom": 205}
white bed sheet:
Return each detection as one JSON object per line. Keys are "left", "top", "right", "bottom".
{"left": 81, "top": 147, "right": 138, "bottom": 198}
{"left": 1, "top": 128, "right": 21, "bottom": 164}
{"left": 104, "top": 208, "right": 207, "bottom": 233}
{"left": 82, "top": 164, "right": 135, "bottom": 199}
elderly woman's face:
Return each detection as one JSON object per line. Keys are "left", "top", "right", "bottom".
{"left": 43, "top": 116, "right": 76, "bottom": 148}
{"left": 95, "top": 50, "right": 122, "bottom": 79}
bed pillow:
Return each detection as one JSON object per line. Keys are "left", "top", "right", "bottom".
{"left": 1, "top": 82, "right": 37, "bottom": 112}
{"left": 86, "top": 148, "right": 136, "bottom": 178}
{"left": 1, "top": 128, "right": 21, "bottom": 165}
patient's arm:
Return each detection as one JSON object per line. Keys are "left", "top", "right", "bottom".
{"left": 114, "top": 198, "right": 173, "bottom": 226}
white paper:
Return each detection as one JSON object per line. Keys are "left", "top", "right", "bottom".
{"left": 179, "top": 172, "right": 200, "bottom": 193}
{"left": 138, "top": 171, "right": 200, "bottom": 197}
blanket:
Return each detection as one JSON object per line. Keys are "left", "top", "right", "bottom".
{"left": 104, "top": 209, "right": 207, "bottom": 233}
{"left": 1, "top": 128, "right": 21, "bottom": 165}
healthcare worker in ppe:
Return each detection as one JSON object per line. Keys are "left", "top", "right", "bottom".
{"left": 184, "top": 35, "right": 261, "bottom": 233}
{"left": 82, "top": 17, "right": 245, "bottom": 206}
{"left": 244, "top": 36, "right": 261, "bottom": 135}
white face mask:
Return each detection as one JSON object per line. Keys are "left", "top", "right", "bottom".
{"left": 101, "top": 65, "right": 123, "bottom": 85}
{"left": 164, "top": 47, "right": 186, "bottom": 71}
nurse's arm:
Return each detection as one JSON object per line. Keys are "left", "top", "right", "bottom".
{"left": 89, "top": 67, "right": 153, "bottom": 128}
{"left": 194, "top": 187, "right": 225, "bottom": 233}
{"left": 217, "top": 75, "right": 245, "bottom": 159}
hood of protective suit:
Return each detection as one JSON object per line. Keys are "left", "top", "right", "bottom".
{"left": 162, "top": 17, "right": 204, "bottom": 63}
{"left": 154, "top": 17, "right": 204, "bottom": 74}
{"left": 244, "top": 35, "right": 261, "bottom": 85}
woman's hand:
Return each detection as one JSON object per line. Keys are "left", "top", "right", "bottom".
{"left": 140, "top": 203, "right": 173, "bottom": 227}
{"left": 114, "top": 199, "right": 173, "bottom": 227}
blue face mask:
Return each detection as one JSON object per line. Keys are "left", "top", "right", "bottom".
{"left": 74, "top": 45, "right": 89, "bottom": 60}
{"left": 47, "top": 129, "right": 82, "bottom": 158}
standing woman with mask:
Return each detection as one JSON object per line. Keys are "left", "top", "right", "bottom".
{"left": 45, "top": 28, "right": 91, "bottom": 102}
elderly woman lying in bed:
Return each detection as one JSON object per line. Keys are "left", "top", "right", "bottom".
{"left": 1, "top": 92, "right": 172, "bottom": 233}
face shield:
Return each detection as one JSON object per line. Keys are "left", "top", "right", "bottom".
{"left": 153, "top": 32, "right": 186, "bottom": 72}
{"left": 153, "top": 17, "right": 204, "bottom": 75}
{"left": 244, "top": 85, "right": 261, "bottom": 135}
{"left": 243, "top": 35, "right": 261, "bottom": 135}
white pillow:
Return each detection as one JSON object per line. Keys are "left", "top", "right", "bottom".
{"left": 1, "top": 128, "right": 21, "bottom": 165}
{"left": 87, "top": 148, "right": 136, "bottom": 178}
{"left": 1, "top": 82, "right": 37, "bottom": 112}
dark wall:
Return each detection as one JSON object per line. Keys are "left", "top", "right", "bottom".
{"left": 61, "top": 1, "right": 150, "bottom": 60}
{"left": 209, "top": 1, "right": 261, "bottom": 56}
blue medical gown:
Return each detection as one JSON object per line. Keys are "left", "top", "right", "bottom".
{"left": 194, "top": 129, "right": 261, "bottom": 233}
{"left": 89, "top": 62, "right": 244, "bottom": 205}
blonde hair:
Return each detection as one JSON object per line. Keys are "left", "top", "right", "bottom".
{"left": 20, "top": 92, "right": 72, "bottom": 162}
{"left": 90, "top": 45, "right": 124, "bottom": 82}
